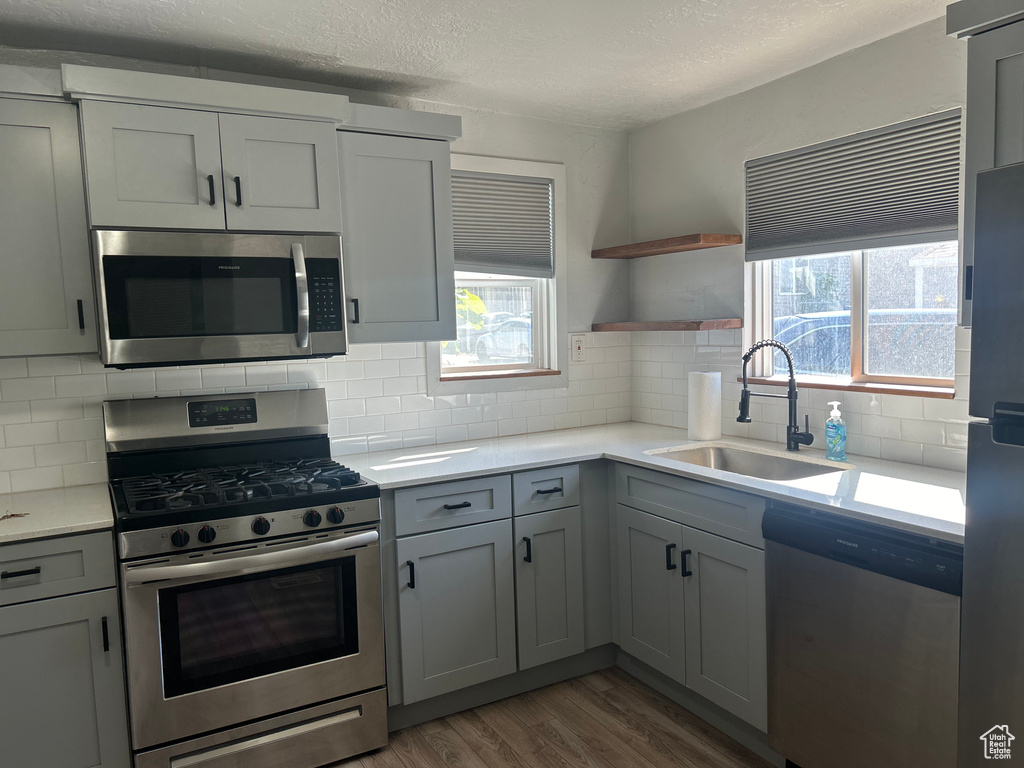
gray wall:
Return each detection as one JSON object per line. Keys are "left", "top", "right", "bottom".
{"left": 626, "top": 18, "right": 967, "bottom": 322}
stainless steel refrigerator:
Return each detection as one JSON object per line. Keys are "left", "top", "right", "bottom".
{"left": 958, "top": 162, "right": 1024, "bottom": 767}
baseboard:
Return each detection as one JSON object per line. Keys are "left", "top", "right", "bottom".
{"left": 616, "top": 651, "right": 786, "bottom": 768}
{"left": 387, "top": 644, "right": 618, "bottom": 731}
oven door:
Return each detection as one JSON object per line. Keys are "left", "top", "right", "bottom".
{"left": 95, "top": 230, "right": 347, "bottom": 367}
{"left": 121, "top": 527, "right": 383, "bottom": 750}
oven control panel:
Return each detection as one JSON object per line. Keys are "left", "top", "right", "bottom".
{"left": 188, "top": 398, "right": 257, "bottom": 428}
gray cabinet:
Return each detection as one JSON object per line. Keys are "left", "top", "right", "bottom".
{"left": 80, "top": 101, "right": 341, "bottom": 233}
{"left": 615, "top": 473, "right": 768, "bottom": 731}
{"left": 337, "top": 131, "right": 456, "bottom": 343}
{"left": 514, "top": 506, "right": 585, "bottom": 670}
{"left": 0, "top": 98, "right": 96, "bottom": 356}
{"left": 962, "top": 20, "right": 1024, "bottom": 325}
{"left": 396, "top": 519, "right": 517, "bottom": 704}
{"left": 682, "top": 525, "right": 767, "bottom": 732}
{"left": 615, "top": 503, "right": 686, "bottom": 681}
{"left": 0, "top": 532, "right": 129, "bottom": 768}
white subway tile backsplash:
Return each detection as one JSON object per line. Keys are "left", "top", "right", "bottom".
{"left": 5, "top": 422, "right": 59, "bottom": 447}
{"left": 0, "top": 402, "right": 32, "bottom": 425}
{"left": 10, "top": 466, "right": 63, "bottom": 492}
{"left": 157, "top": 368, "right": 204, "bottom": 391}
{"left": 34, "top": 441, "right": 87, "bottom": 467}
{"left": 0, "top": 472, "right": 10, "bottom": 494}
{"left": 54, "top": 374, "right": 104, "bottom": 399}
{"left": 27, "top": 356, "right": 81, "bottom": 377}
{"left": 202, "top": 367, "right": 246, "bottom": 389}
{"left": 4, "top": 376, "right": 57, "bottom": 401}
{"left": 57, "top": 418, "right": 104, "bottom": 443}
{"left": 106, "top": 371, "right": 156, "bottom": 395}
{"left": 0, "top": 447, "right": 35, "bottom": 471}
{"left": 0, "top": 358, "right": 28, "bottom": 378}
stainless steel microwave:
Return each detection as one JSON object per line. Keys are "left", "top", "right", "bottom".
{"left": 93, "top": 230, "right": 348, "bottom": 368}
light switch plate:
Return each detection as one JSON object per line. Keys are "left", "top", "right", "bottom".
{"left": 571, "top": 335, "right": 586, "bottom": 362}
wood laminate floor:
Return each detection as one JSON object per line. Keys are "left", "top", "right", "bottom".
{"left": 341, "top": 667, "right": 772, "bottom": 768}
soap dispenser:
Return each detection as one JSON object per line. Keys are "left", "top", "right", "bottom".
{"left": 825, "top": 401, "right": 847, "bottom": 462}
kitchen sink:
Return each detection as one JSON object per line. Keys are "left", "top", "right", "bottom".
{"left": 644, "top": 444, "right": 853, "bottom": 482}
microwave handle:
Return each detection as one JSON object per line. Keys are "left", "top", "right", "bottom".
{"left": 292, "top": 242, "right": 310, "bottom": 349}
{"left": 123, "top": 529, "right": 379, "bottom": 586}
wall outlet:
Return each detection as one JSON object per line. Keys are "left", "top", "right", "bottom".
{"left": 571, "top": 335, "right": 586, "bottom": 362}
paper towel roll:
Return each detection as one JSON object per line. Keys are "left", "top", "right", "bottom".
{"left": 688, "top": 372, "right": 722, "bottom": 441}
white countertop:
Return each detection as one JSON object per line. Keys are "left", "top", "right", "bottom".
{"left": 344, "top": 423, "right": 966, "bottom": 544}
{"left": 0, "top": 483, "right": 115, "bottom": 545}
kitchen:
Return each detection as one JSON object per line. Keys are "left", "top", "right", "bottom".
{"left": 0, "top": 1, "right": 1014, "bottom": 767}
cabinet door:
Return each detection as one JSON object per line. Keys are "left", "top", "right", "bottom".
{"left": 615, "top": 504, "right": 686, "bottom": 681}
{"left": 0, "top": 98, "right": 96, "bottom": 356}
{"left": 396, "top": 520, "right": 516, "bottom": 703}
{"left": 338, "top": 131, "right": 456, "bottom": 343}
{"left": 682, "top": 525, "right": 767, "bottom": 731}
{"left": 219, "top": 114, "right": 342, "bottom": 233}
{"left": 79, "top": 101, "right": 225, "bottom": 230}
{"left": 0, "top": 588, "right": 130, "bottom": 768}
{"left": 514, "top": 507, "right": 585, "bottom": 670}
{"left": 963, "top": 21, "right": 1024, "bottom": 325}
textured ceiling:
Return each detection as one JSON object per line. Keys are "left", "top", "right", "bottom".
{"left": 0, "top": 0, "right": 949, "bottom": 129}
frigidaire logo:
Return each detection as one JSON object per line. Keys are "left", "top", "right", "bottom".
{"left": 836, "top": 539, "right": 858, "bottom": 548}
{"left": 218, "top": 265, "right": 242, "bottom": 270}
{"left": 214, "top": 426, "right": 234, "bottom": 431}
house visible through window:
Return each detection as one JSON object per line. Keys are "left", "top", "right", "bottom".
{"left": 746, "top": 110, "right": 962, "bottom": 389}
{"left": 440, "top": 165, "right": 558, "bottom": 379}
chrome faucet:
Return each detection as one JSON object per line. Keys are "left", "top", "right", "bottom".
{"left": 737, "top": 339, "right": 814, "bottom": 451}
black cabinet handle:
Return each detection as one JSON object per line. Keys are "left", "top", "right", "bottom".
{"left": 964, "top": 265, "right": 974, "bottom": 301}
{"left": 406, "top": 560, "right": 416, "bottom": 589}
{"left": 665, "top": 543, "right": 677, "bottom": 571}
{"left": 77, "top": 299, "right": 85, "bottom": 330}
{"left": 101, "top": 617, "right": 110, "bottom": 653}
{"left": 207, "top": 174, "right": 216, "bottom": 206}
{"left": 351, "top": 298, "right": 360, "bottom": 324}
{"left": 536, "top": 487, "right": 563, "bottom": 495}
{"left": 443, "top": 501, "right": 472, "bottom": 510}
{"left": 1, "top": 566, "right": 41, "bottom": 580}
{"left": 523, "top": 536, "right": 533, "bottom": 563}
{"left": 234, "top": 176, "right": 242, "bottom": 207}
{"left": 681, "top": 549, "right": 693, "bottom": 578}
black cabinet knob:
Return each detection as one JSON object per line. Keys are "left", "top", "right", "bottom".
{"left": 170, "top": 528, "right": 190, "bottom": 548}
{"left": 197, "top": 525, "right": 216, "bottom": 544}
{"left": 327, "top": 506, "right": 345, "bottom": 524}
{"left": 303, "top": 509, "right": 323, "bottom": 527}
{"left": 252, "top": 517, "right": 271, "bottom": 536}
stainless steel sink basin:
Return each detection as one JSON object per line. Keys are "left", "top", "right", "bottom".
{"left": 645, "top": 444, "right": 853, "bottom": 482}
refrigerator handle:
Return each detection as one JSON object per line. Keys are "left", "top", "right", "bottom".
{"left": 992, "top": 404, "right": 1024, "bottom": 446}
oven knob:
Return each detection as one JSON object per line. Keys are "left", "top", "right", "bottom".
{"left": 327, "top": 506, "right": 345, "bottom": 525}
{"left": 197, "top": 525, "right": 216, "bottom": 544}
{"left": 170, "top": 528, "right": 190, "bottom": 548}
{"left": 252, "top": 517, "right": 271, "bottom": 536}
{"left": 303, "top": 509, "right": 322, "bottom": 527}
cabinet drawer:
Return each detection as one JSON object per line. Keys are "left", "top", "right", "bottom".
{"left": 513, "top": 464, "right": 580, "bottom": 516}
{"left": 615, "top": 464, "right": 765, "bottom": 548}
{"left": 395, "top": 475, "right": 512, "bottom": 536}
{"left": 0, "top": 532, "right": 116, "bottom": 606}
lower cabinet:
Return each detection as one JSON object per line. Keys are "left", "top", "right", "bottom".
{"left": 0, "top": 588, "right": 130, "bottom": 768}
{"left": 616, "top": 503, "right": 768, "bottom": 731}
{"left": 396, "top": 519, "right": 517, "bottom": 704}
{"left": 514, "top": 507, "right": 585, "bottom": 670}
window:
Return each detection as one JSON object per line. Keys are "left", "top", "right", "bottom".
{"left": 759, "top": 241, "right": 958, "bottom": 385}
{"left": 745, "top": 110, "right": 962, "bottom": 390}
{"left": 428, "top": 155, "right": 567, "bottom": 394}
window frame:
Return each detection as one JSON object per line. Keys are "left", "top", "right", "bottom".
{"left": 748, "top": 243, "right": 958, "bottom": 390}
{"left": 427, "top": 154, "right": 568, "bottom": 396}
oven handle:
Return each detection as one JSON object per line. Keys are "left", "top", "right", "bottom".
{"left": 292, "top": 242, "right": 310, "bottom": 349}
{"left": 123, "top": 530, "right": 378, "bottom": 586}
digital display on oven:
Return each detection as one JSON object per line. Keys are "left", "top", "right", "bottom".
{"left": 188, "top": 398, "right": 257, "bottom": 427}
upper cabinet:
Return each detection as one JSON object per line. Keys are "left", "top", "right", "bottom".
{"left": 79, "top": 101, "right": 342, "bottom": 233}
{"left": 0, "top": 98, "right": 97, "bottom": 357}
{"left": 337, "top": 131, "right": 456, "bottom": 344}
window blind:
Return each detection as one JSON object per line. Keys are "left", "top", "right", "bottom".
{"left": 744, "top": 110, "right": 962, "bottom": 261}
{"left": 452, "top": 171, "right": 554, "bottom": 278}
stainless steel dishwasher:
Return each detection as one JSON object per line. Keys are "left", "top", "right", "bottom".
{"left": 763, "top": 504, "right": 962, "bottom": 768}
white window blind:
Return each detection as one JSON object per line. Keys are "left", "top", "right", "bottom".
{"left": 745, "top": 110, "right": 962, "bottom": 261}
{"left": 452, "top": 171, "right": 554, "bottom": 278}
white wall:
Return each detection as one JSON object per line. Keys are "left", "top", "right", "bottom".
{"left": 627, "top": 17, "right": 967, "bottom": 321}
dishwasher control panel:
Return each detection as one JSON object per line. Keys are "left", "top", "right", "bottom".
{"left": 763, "top": 504, "right": 963, "bottom": 596}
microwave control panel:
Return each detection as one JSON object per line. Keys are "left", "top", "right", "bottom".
{"left": 188, "top": 398, "right": 258, "bottom": 428}
{"left": 308, "top": 259, "right": 343, "bottom": 333}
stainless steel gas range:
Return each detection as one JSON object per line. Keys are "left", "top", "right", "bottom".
{"left": 103, "top": 388, "right": 387, "bottom": 768}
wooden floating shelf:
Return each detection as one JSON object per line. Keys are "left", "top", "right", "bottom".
{"left": 591, "top": 318, "right": 743, "bottom": 332}
{"left": 591, "top": 233, "right": 742, "bottom": 260}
